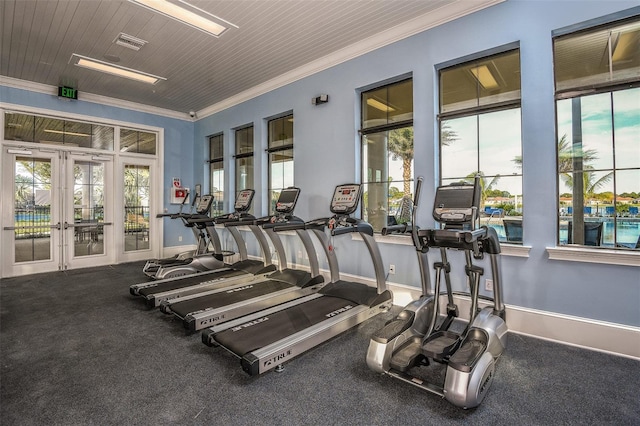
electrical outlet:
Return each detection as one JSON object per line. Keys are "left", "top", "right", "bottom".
{"left": 485, "top": 278, "right": 493, "bottom": 292}
{"left": 178, "top": 235, "right": 182, "bottom": 242}
{"left": 389, "top": 264, "right": 396, "bottom": 275}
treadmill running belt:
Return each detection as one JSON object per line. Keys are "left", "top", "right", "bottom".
{"left": 214, "top": 296, "right": 356, "bottom": 356}
{"left": 170, "top": 280, "right": 296, "bottom": 318}
{"left": 138, "top": 269, "right": 246, "bottom": 297}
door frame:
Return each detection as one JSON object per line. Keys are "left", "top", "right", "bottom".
{"left": 1, "top": 146, "right": 62, "bottom": 276}
{"left": 0, "top": 105, "right": 164, "bottom": 277}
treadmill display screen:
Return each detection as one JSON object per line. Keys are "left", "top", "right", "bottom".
{"left": 330, "top": 184, "right": 361, "bottom": 214}
{"left": 196, "top": 195, "right": 214, "bottom": 214}
{"left": 234, "top": 189, "right": 255, "bottom": 211}
{"left": 275, "top": 188, "right": 300, "bottom": 213}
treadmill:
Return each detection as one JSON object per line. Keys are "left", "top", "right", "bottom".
{"left": 160, "top": 187, "right": 326, "bottom": 332}
{"left": 202, "top": 183, "right": 393, "bottom": 375}
{"left": 130, "top": 189, "right": 277, "bottom": 307}
{"left": 142, "top": 192, "right": 214, "bottom": 278}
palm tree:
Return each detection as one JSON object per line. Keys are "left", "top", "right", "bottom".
{"left": 513, "top": 134, "right": 612, "bottom": 195}
{"left": 388, "top": 127, "right": 414, "bottom": 198}
{"left": 464, "top": 172, "right": 500, "bottom": 208}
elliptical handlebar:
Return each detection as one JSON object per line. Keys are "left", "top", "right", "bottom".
{"left": 381, "top": 224, "right": 410, "bottom": 236}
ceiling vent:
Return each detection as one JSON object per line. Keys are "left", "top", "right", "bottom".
{"left": 114, "top": 33, "right": 148, "bottom": 51}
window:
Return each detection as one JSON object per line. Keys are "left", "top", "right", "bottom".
{"left": 235, "top": 126, "right": 254, "bottom": 202}
{"left": 361, "top": 78, "right": 413, "bottom": 232}
{"left": 554, "top": 17, "right": 640, "bottom": 250}
{"left": 209, "top": 133, "right": 224, "bottom": 216}
{"left": 4, "top": 112, "right": 114, "bottom": 150}
{"left": 438, "top": 48, "right": 522, "bottom": 243}
{"left": 120, "top": 129, "right": 157, "bottom": 155}
{"left": 267, "top": 114, "right": 293, "bottom": 214}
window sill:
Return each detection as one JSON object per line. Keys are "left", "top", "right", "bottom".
{"left": 367, "top": 234, "right": 531, "bottom": 257}
{"left": 546, "top": 246, "right": 640, "bottom": 267}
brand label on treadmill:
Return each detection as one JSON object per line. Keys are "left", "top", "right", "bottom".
{"left": 263, "top": 349, "right": 293, "bottom": 368}
{"left": 326, "top": 304, "right": 354, "bottom": 318}
{"left": 226, "top": 285, "right": 253, "bottom": 293}
{"left": 199, "top": 314, "right": 226, "bottom": 327}
{"left": 230, "top": 316, "right": 268, "bottom": 332}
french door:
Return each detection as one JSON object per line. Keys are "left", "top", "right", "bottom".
{"left": 1, "top": 146, "right": 114, "bottom": 277}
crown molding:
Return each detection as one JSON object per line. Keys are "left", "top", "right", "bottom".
{"left": 0, "top": 75, "right": 190, "bottom": 121}
{"left": 197, "top": 0, "right": 504, "bottom": 118}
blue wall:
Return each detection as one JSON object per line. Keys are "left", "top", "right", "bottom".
{"left": 2, "top": 1, "right": 638, "bottom": 327}
{"left": 0, "top": 85, "right": 196, "bottom": 246}
{"left": 194, "top": 0, "right": 640, "bottom": 327}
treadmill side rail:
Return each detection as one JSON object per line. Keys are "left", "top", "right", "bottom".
{"left": 240, "top": 297, "right": 392, "bottom": 376}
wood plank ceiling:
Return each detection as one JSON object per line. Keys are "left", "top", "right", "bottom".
{"left": 1, "top": 0, "right": 499, "bottom": 116}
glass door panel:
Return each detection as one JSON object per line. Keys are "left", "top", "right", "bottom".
{"left": 124, "top": 164, "right": 150, "bottom": 252}
{"left": 71, "top": 159, "right": 105, "bottom": 257}
{"left": 63, "top": 153, "right": 113, "bottom": 270}
{"left": 2, "top": 148, "right": 61, "bottom": 277}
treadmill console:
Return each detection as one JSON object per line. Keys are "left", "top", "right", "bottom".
{"left": 234, "top": 189, "right": 255, "bottom": 212}
{"left": 330, "top": 184, "right": 361, "bottom": 215}
{"left": 196, "top": 194, "right": 214, "bottom": 215}
{"left": 432, "top": 183, "right": 479, "bottom": 225}
{"left": 275, "top": 187, "right": 301, "bottom": 213}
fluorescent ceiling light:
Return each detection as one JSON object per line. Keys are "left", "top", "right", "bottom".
{"left": 367, "top": 98, "right": 395, "bottom": 112}
{"left": 70, "top": 54, "right": 166, "bottom": 85}
{"left": 129, "top": 0, "right": 237, "bottom": 37}
{"left": 470, "top": 65, "right": 499, "bottom": 89}
{"left": 44, "top": 129, "right": 90, "bottom": 137}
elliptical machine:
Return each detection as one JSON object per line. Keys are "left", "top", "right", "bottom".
{"left": 366, "top": 176, "right": 507, "bottom": 409}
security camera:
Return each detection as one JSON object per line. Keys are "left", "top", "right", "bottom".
{"left": 189, "top": 111, "right": 196, "bottom": 119}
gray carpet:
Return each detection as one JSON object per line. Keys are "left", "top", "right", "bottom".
{"left": 1, "top": 262, "right": 639, "bottom": 425}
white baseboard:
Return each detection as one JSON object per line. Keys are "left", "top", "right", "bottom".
{"left": 265, "top": 260, "right": 640, "bottom": 360}
{"left": 387, "top": 282, "right": 640, "bottom": 360}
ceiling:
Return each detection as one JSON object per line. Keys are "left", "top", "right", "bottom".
{"left": 1, "top": 0, "right": 501, "bottom": 118}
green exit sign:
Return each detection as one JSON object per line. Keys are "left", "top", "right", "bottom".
{"left": 58, "top": 86, "right": 78, "bottom": 100}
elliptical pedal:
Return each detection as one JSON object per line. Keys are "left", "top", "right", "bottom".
{"left": 389, "top": 337, "right": 426, "bottom": 372}
{"left": 448, "top": 339, "right": 486, "bottom": 372}
{"left": 422, "top": 330, "right": 460, "bottom": 362}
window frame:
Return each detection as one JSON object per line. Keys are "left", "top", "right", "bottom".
{"left": 208, "top": 133, "right": 224, "bottom": 216}
{"left": 267, "top": 113, "right": 294, "bottom": 214}
{"left": 437, "top": 46, "right": 523, "bottom": 244}
{"left": 359, "top": 77, "right": 414, "bottom": 233}
{"left": 234, "top": 125, "right": 254, "bottom": 205}
{"left": 552, "top": 14, "right": 640, "bottom": 251}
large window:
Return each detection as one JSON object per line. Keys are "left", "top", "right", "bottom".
{"left": 361, "top": 78, "right": 413, "bottom": 232}
{"left": 208, "top": 133, "right": 224, "bottom": 216}
{"left": 267, "top": 114, "right": 294, "bottom": 214}
{"left": 235, "top": 126, "right": 254, "bottom": 210}
{"left": 438, "top": 48, "right": 523, "bottom": 243}
{"left": 554, "top": 17, "right": 640, "bottom": 249}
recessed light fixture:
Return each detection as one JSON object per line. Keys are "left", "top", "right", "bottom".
{"left": 43, "top": 129, "right": 91, "bottom": 137}
{"left": 470, "top": 65, "right": 499, "bottom": 89}
{"left": 70, "top": 54, "right": 166, "bottom": 85}
{"left": 367, "top": 98, "right": 395, "bottom": 112}
{"left": 128, "top": 0, "right": 238, "bottom": 37}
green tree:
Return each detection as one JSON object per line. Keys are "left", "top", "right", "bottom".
{"left": 465, "top": 171, "right": 501, "bottom": 208}
{"left": 388, "top": 127, "right": 414, "bottom": 198}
